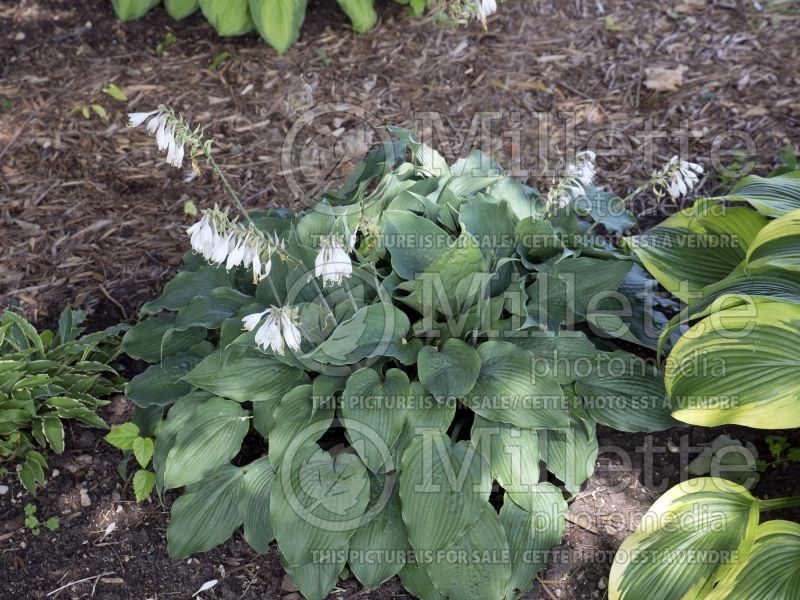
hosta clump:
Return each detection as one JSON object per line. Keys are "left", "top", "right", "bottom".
{"left": 0, "top": 308, "right": 126, "bottom": 494}
{"left": 120, "top": 128, "right": 678, "bottom": 600}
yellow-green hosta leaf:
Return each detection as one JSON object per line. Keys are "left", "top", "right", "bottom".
{"left": 110, "top": 0, "right": 160, "bottom": 21}
{"left": 745, "top": 207, "right": 800, "bottom": 273}
{"left": 609, "top": 478, "right": 760, "bottom": 600}
{"left": 666, "top": 297, "right": 800, "bottom": 428}
{"left": 706, "top": 520, "right": 800, "bottom": 600}
{"left": 249, "top": 0, "right": 307, "bottom": 53}
{"left": 720, "top": 171, "right": 800, "bottom": 217}
{"left": 337, "top": 0, "right": 377, "bottom": 33}
{"left": 165, "top": 0, "right": 198, "bottom": 19}
{"left": 199, "top": 0, "right": 253, "bottom": 35}
{"left": 624, "top": 201, "right": 767, "bottom": 301}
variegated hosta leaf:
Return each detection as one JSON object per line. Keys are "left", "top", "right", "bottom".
{"left": 666, "top": 296, "right": 800, "bottom": 428}
{"left": 624, "top": 201, "right": 767, "bottom": 301}
{"left": 609, "top": 478, "right": 760, "bottom": 600}
{"left": 745, "top": 207, "right": 800, "bottom": 273}
{"left": 720, "top": 170, "right": 800, "bottom": 217}
{"left": 706, "top": 520, "right": 800, "bottom": 600}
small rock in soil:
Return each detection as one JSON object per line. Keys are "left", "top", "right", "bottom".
{"left": 0, "top": 485, "right": 8, "bottom": 495}
{"left": 79, "top": 488, "right": 91, "bottom": 507}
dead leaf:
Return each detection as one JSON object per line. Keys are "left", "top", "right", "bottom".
{"left": 644, "top": 66, "right": 688, "bottom": 92}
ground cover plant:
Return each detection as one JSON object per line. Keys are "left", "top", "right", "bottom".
{"left": 0, "top": 307, "right": 126, "bottom": 494}
{"left": 105, "top": 106, "right": 721, "bottom": 600}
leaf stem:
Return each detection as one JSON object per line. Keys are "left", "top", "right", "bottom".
{"left": 758, "top": 496, "right": 800, "bottom": 512}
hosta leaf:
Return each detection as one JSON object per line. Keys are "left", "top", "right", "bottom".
{"left": 500, "top": 483, "right": 567, "bottom": 597}
{"left": 394, "top": 382, "right": 456, "bottom": 457}
{"left": 342, "top": 368, "right": 409, "bottom": 473}
{"left": 269, "top": 385, "right": 334, "bottom": 468}
{"left": 609, "top": 478, "right": 760, "bottom": 600}
{"left": 167, "top": 464, "right": 244, "bottom": 559}
{"left": 241, "top": 456, "right": 276, "bottom": 554}
{"left": 174, "top": 287, "right": 253, "bottom": 330}
{"left": 183, "top": 345, "right": 303, "bottom": 403}
{"left": 249, "top": 0, "right": 306, "bottom": 53}
{"left": 381, "top": 210, "right": 452, "bottom": 280}
{"left": 110, "top": 0, "right": 160, "bottom": 21}
{"left": 165, "top": 0, "right": 199, "bottom": 19}
{"left": 666, "top": 297, "right": 800, "bottom": 428}
{"left": 745, "top": 206, "right": 800, "bottom": 273}
{"left": 539, "top": 417, "right": 598, "bottom": 493}
{"left": 399, "top": 430, "right": 491, "bottom": 552}
{"left": 163, "top": 397, "right": 249, "bottom": 489}
{"left": 141, "top": 266, "right": 232, "bottom": 314}
{"left": 42, "top": 416, "right": 64, "bottom": 454}
{"left": 125, "top": 352, "right": 204, "bottom": 407}
{"left": 417, "top": 338, "right": 481, "bottom": 400}
{"left": 133, "top": 469, "right": 156, "bottom": 502}
{"left": 624, "top": 202, "right": 767, "bottom": 301}
{"left": 122, "top": 313, "right": 206, "bottom": 363}
{"left": 399, "top": 561, "right": 446, "bottom": 600}
{"left": 199, "top": 0, "right": 254, "bottom": 35}
{"left": 465, "top": 341, "right": 568, "bottom": 429}
{"left": 720, "top": 170, "right": 800, "bottom": 217}
{"left": 337, "top": 0, "right": 377, "bottom": 32}
{"left": 511, "top": 331, "right": 600, "bottom": 385}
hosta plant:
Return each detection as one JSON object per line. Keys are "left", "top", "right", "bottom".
{"left": 609, "top": 477, "right": 800, "bottom": 600}
{"left": 116, "top": 106, "right": 694, "bottom": 600}
{"left": 626, "top": 170, "right": 800, "bottom": 428}
{"left": 0, "top": 308, "right": 126, "bottom": 494}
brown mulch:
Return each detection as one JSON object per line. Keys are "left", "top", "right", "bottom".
{"left": 1, "top": 1, "right": 800, "bottom": 599}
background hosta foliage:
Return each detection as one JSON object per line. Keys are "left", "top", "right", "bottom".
{"left": 109, "top": 0, "right": 417, "bottom": 53}
{"left": 0, "top": 308, "right": 125, "bottom": 493}
{"left": 120, "top": 130, "right": 676, "bottom": 600}
{"left": 626, "top": 169, "right": 800, "bottom": 428}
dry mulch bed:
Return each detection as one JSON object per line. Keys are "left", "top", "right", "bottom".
{"left": 2, "top": 0, "right": 800, "bottom": 599}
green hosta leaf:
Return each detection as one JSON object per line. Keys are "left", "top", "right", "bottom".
{"left": 165, "top": 0, "right": 199, "bottom": 19}
{"left": 745, "top": 206, "right": 800, "bottom": 273}
{"left": 269, "top": 385, "right": 334, "bottom": 468}
{"left": 110, "top": 0, "right": 160, "bottom": 20}
{"left": 539, "top": 417, "right": 598, "bottom": 493}
{"left": 459, "top": 194, "right": 517, "bottom": 259}
{"left": 417, "top": 338, "right": 481, "bottom": 400}
{"left": 174, "top": 287, "right": 253, "bottom": 330}
{"left": 423, "top": 504, "right": 511, "bottom": 600}
{"left": 624, "top": 202, "right": 767, "bottom": 301}
{"left": 609, "top": 478, "right": 761, "bottom": 600}
{"left": 342, "top": 368, "right": 409, "bottom": 473}
{"left": 399, "top": 561, "right": 446, "bottom": 600}
{"left": 122, "top": 314, "right": 206, "bottom": 363}
{"left": 132, "top": 436, "right": 154, "bottom": 468}
{"left": 337, "top": 0, "right": 376, "bottom": 32}
{"left": 163, "top": 397, "right": 249, "bottom": 489}
{"left": 720, "top": 170, "right": 800, "bottom": 217}
{"left": 471, "top": 415, "right": 540, "bottom": 506}
{"left": 516, "top": 218, "right": 563, "bottom": 261}
{"left": 241, "top": 456, "right": 276, "bottom": 554}
{"left": 387, "top": 126, "right": 449, "bottom": 177}
{"left": 303, "top": 303, "right": 410, "bottom": 367}
{"left": 574, "top": 350, "right": 678, "bottom": 432}
{"left": 465, "top": 341, "right": 568, "bottom": 429}
{"left": 167, "top": 464, "right": 244, "bottom": 559}
{"left": 42, "top": 416, "right": 65, "bottom": 454}
{"left": 575, "top": 187, "right": 636, "bottom": 233}
{"left": 105, "top": 422, "right": 140, "bottom": 450}
{"left": 706, "top": 520, "right": 800, "bottom": 600}
{"left": 512, "top": 331, "right": 600, "bottom": 385}
{"left": 124, "top": 352, "right": 203, "bottom": 407}
{"left": 184, "top": 345, "right": 303, "bottom": 403}
{"left": 249, "top": 0, "right": 306, "bottom": 53}
{"left": 381, "top": 210, "right": 452, "bottom": 280}
{"left": 141, "top": 266, "right": 232, "bottom": 314}
{"left": 394, "top": 382, "right": 456, "bottom": 457}
{"left": 199, "top": 0, "right": 254, "bottom": 35}
{"left": 500, "top": 483, "right": 567, "bottom": 597}
{"left": 399, "top": 430, "right": 491, "bottom": 553}
{"left": 667, "top": 296, "right": 800, "bottom": 428}
{"left": 133, "top": 469, "right": 156, "bottom": 502}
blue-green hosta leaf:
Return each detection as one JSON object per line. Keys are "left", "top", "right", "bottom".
{"left": 706, "top": 520, "right": 800, "bottom": 600}
{"left": 381, "top": 210, "right": 453, "bottom": 280}
{"left": 720, "top": 170, "right": 800, "bottom": 217}
{"left": 575, "top": 350, "right": 678, "bottom": 432}
{"left": 465, "top": 341, "right": 568, "bottom": 429}
{"left": 240, "top": 456, "right": 276, "bottom": 554}
{"left": 539, "top": 417, "right": 598, "bottom": 493}
{"left": 500, "top": 483, "right": 567, "bottom": 597}
{"left": 141, "top": 266, "right": 232, "bottom": 314}
{"left": 163, "top": 397, "right": 249, "bottom": 489}
{"left": 199, "top": 0, "right": 254, "bottom": 35}
{"left": 666, "top": 297, "right": 800, "bottom": 428}
{"left": 121, "top": 313, "right": 206, "bottom": 363}
{"left": 302, "top": 303, "right": 410, "bottom": 367}
{"left": 166, "top": 463, "right": 244, "bottom": 559}
{"left": 745, "top": 207, "right": 800, "bottom": 273}
{"left": 165, "top": 0, "right": 199, "bottom": 19}
{"left": 124, "top": 352, "right": 204, "bottom": 407}
{"left": 417, "top": 338, "right": 481, "bottom": 400}
{"left": 574, "top": 187, "right": 636, "bottom": 233}
{"left": 269, "top": 385, "right": 334, "bottom": 468}
{"left": 386, "top": 126, "right": 450, "bottom": 177}
{"left": 342, "top": 368, "right": 410, "bottom": 473}
{"left": 511, "top": 331, "right": 601, "bottom": 385}
{"left": 174, "top": 287, "right": 253, "bottom": 331}
{"left": 249, "top": 0, "right": 306, "bottom": 53}
{"left": 458, "top": 194, "right": 517, "bottom": 259}
{"left": 399, "top": 561, "right": 446, "bottom": 600}
{"left": 624, "top": 201, "right": 767, "bottom": 302}
{"left": 183, "top": 344, "right": 303, "bottom": 403}
{"left": 399, "top": 431, "right": 491, "bottom": 553}
{"left": 110, "top": 0, "right": 160, "bottom": 21}
{"left": 609, "top": 478, "right": 761, "bottom": 600}
{"left": 394, "top": 382, "right": 456, "bottom": 458}
{"left": 423, "top": 504, "right": 511, "bottom": 600}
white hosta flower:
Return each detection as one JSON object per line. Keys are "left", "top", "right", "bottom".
{"left": 252, "top": 307, "right": 301, "bottom": 355}
{"left": 477, "top": 0, "right": 497, "bottom": 21}
{"left": 226, "top": 240, "right": 247, "bottom": 270}
{"left": 315, "top": 236, "right": 353, "bottom": 287}
{"left": 241, "top": 310, "right": 268, "bottom": 332}
{"left": 187, "top": 214, "right": 214, "bottom": 256}
{"left": 209, "top": 233, "right": 231, "bottom": 264}
{"left": 664, "top": 156, "right": 703, "bottom": 199}
{"left": 568, "top": 150, "right": 597, "bottom": 187}
{"left": 252, "top": 252, "right": 272, "bottom": 284}
{"left": 128, "top": 107, "right": 185, "bottom": 168}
